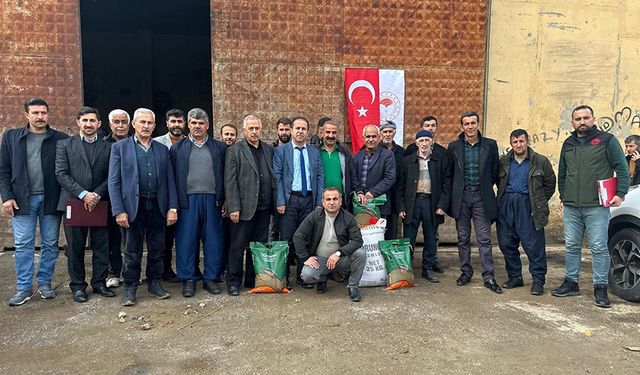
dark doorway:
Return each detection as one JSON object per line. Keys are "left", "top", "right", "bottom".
{"left": 80, "top": 0, "right": 213, "bottom": 137}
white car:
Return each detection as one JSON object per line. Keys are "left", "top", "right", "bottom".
{"left": 608, "top": 185, "right": 640, "bottom": 302}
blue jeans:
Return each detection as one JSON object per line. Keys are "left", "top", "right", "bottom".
{"left": 563, "top": 205, "right": 610, "bottom": 284}
{"left": 12, "top": 194, "right": 62, "bottom": 291}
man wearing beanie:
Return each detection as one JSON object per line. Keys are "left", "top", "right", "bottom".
{"left": 397, "top": 130, "right": 450, "bottom": 283}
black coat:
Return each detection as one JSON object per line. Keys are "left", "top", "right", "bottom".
{"left": 397, "top": 143, "right": 451, "bottom": 225}
{"left": 447, "top": 132, "right": 499, "bottom": 221}
{"left": 0, "top": 125, "right": 69, "bottom": 216}
{"left": 382, "top": 142, "right": 405, "bottom": 214}
{"left": 352, "top": 146, "right": 396, "bottom": 216}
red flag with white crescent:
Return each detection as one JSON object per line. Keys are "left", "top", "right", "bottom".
{"left": 345, "top": 68, "right": 405, "bottom": 153}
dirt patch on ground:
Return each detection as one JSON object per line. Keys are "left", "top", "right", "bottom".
{"left": 0, "top": 246, "right": 638, "bottom": 374}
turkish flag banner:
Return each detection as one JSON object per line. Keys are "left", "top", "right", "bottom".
{"left": 345, "top": 68, "right": 405, "bottom": 153}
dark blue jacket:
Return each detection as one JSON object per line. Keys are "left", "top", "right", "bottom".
{"left": 351, "top": 146, "right": 396, "bottom": 216}
{"left": 170, "top": 137, "right": 226, "bottom": 208}
{"left": 0, "top": 125, "right": 68, "bottom": 215}
{"left": 108, "top": 137, "right": 177, "bottom": 222}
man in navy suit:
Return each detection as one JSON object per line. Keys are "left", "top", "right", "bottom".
{"left": 273, "top": 116, "right": 324, "bottom": 288}
{"left": 352, "top": 124, "right": 396, "bottom": 233}
{"left": 170, "top": 108, "right": 226, "bottom": 297}
{"left": 108, "top": 108, "right": 178, "bottom": 306}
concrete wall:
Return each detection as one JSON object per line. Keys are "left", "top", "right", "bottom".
{"left": 485, "top": 0, "right": 640, "bottom": 240}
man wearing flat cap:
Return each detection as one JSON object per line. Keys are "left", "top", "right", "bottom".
{"left": 380, "top": 120, "right": 405, "bottom": 239}
{"left": 397, "top": 130, "right": 451, "bottom": 283}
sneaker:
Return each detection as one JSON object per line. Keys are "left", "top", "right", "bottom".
{"left": 501, "top": 276, "right": 524, "bottom": 289}
{"left": 121, "top": 283, "right": 137, "bottom": 306}
{"left": 38, "top": 284, "right": 55, "bottom": 299}
{"left": 148, "top": 279, "right": 171, "bottom": 299}
{"left": 551, "top": 277, "right": 580, "bottom": 297}
{"left": 594, "top": 284, "right": 611, "bottom": 308}
{"left": 8, "top": 290, "right": 33, "bottom": 306}
{"left": 106, "top": 277, "right": 120, "bottom": 288}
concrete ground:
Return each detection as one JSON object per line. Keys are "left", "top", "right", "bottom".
{"left": 0, "top": 245, "right": 638, "bottom": 374}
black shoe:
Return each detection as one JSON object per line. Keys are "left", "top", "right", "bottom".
{"left": 456, "top": 273, "right": 472, "bottom": 286}
{"left": 484, "top": 279, "right": 503, "bottom": 294}
{"left": 72, "top": 289, "right": 88, "bottom": 303}
{"left": 317, "top": 281, "right": 328, "bottom": 294}
{"left": 296, "top": 278, "right": 314, "bottom": 289}
{"left": 421, "top": 270, "right": 440, "bottom": 283}
{"left": 203, "top": 280, "right": 222, "bottom": 295}
{"left": 432, "top": 264, "right": 444, "bottom": 274}
{"left": 93, "top": 284, "right": 116, "bottom": 297}
{"left": 161, "top": 270, "right": 180, "bottom": 283}
{"left": 182, "top": 280, "right": 196, "bottom": 298}
{"left": 501, "top": 276, "right": 524, "bottom": 289}
{"left": 285, "top": 280, "right": 293, "bottom": 290}
{"left": 551, "top": 277, "right": 580, "bottom": 297}
{"left": 531, "top": 282, "right": 544, "bottom": 296}
{"left": 148, "top": 279, "right": 171, "bottom": 299}
{"left": 594, "top": 284, "right": 611, "bottom": 308}
{"left": 227, "top": 286, "right": 240, "bottom": 296}
{"left": 121, "top": 284, "right": 137, "bottom": 306}
{"left": 347, "top": 287, "right": 361, "bottom": 302}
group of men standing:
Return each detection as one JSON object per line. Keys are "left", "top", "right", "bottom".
{"left": 0, "top": 98, "right": 629, "bottom": 308}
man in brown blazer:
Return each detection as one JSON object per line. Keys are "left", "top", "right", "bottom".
{"left": 56, "top": 106, "right": 114, "bottom": 302}
{"left": 224, "top": 115, "right": 275, "bottom": 295}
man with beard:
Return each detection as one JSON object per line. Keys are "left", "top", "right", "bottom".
{"left": 405, "top": 115, "right": 439, "bottom": 156}
{"left": 0, "top": 98, "right": 68, "bottom": 306}
{"left": 153, "top": 109, "right": 185, "bottom": 283}
{"left": 272, "top": 118, "right": 292, "bottom": 147}
{"left": 624, "top": 135, "right": 640, "bottom": 186}
{"left": 318, "top": 120, "right": 354, "bottom": 209}
{"left": 497, "top": 129, "right": 556, "bottom": 296}
{"left": 352, "top": 125, "right": 396, "bottom": 230}
{"left": 552, "top": 105, "right": 628, "bottom": 308}
{"left": 220, "top": 123, "right": 238, "bottom": 146}
{"left": 56, "top": 107, "right": 115, "bottom": 302}
{"left": 379, "top": 120, "right": 405, "bottom": 239}
{"left": 104, "top": 109, "right": 130, "bottom": 288}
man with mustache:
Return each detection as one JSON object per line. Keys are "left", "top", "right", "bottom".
{"left": 552, "top": 105, "right": 629, "bottom": 308}
{"left": 220, "top": 123, "right": 238, "bottom": 146}
{"left": 170, "top": 108, "right": 226, "bottom": 297}
{"left": 379, "top": 120, "right": 405, "bottom": 240}
{"left": 272, "top": 118, "right": 292, "bottom": 147}
{"left": 352, "top": 124, "right": 396, "bottom": 230}
{"left": 104, "top": 109, "right": 130, "bottom": 288}
{"left": 447, "top": 111, "right": 502, "bottom": 294}
{"left": 154, "top": 109, "right": 186, "bottom": 283}
{"left": 108, "top": 108, "right": 178, "bottom": 306}
{"left": 56, "top": 106, "right": 114, "bottom": 302}
{"left": 318, "top": 120, "right": 354, "bottom": 209}
{"left": 497, "top": 129, "right": 556, "bottom": 296}
{"left": 0, "top": 98, "right": 68, "bottom": 306}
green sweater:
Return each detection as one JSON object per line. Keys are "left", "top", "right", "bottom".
{"left": 558, "top": 126, "right": 629, "bottom": 207}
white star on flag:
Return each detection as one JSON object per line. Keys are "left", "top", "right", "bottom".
{"left": 357, "top": 106, "right": 368, "bottom": 117}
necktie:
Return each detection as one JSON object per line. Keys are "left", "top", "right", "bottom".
{"left": 297, "top": 146, "right": 307, "bottom": 196}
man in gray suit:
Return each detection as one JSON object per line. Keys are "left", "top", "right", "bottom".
{"left": 56, "top": 106, "right": 115, "bottom": 302}
{"left": 224, "top": 115, "right": 275, "bottom": 295}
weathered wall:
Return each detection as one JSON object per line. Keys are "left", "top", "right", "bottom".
{"left": 485, "top": 0, "right": 640, "bottom": 240}
{"left": 210, "top": 0, "right": 488, "bottom": 145}
{"left": 0, "top": 0, "right": 83, "bottom": 248}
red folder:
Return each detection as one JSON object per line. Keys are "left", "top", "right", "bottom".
{"left": 64, "top": 200, "right": 108, "bottom": 227}
{"left": 597, "top": 177, "right": 617, "bottom": 208}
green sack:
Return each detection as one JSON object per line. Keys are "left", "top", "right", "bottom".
{"left": 352, "top": 193, "right": 387, "bottom": 218}
{"left": 379, "top": 238, "right": 415, "bottom": 286}
{"left": 250, "top": 241, "right": 289, "bottom": 291}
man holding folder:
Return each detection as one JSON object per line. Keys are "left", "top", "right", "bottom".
{"left": 56, "top": 106, "right": 114, "bottom": 302}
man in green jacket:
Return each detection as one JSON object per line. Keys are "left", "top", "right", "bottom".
{"left": 552, "top": 105, "right": 629, "bottom": 308}
{"left": 497, "top": 129, "right": 556, "bottom": 296}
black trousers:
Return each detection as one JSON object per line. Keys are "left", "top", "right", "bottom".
{"left": 279, "top": 194, "right": 314, "bottom": 281}
{"left": 107, "top": 211, "right": 123, "bottom": 277}
{"left": 226, "top": 209, "right": 270, "bottom": 288}
{"left": 65, "top": 225, "right": 109, "bottom": 291}
{"left": 122, "top": 198, "right": 166, "bottom": 283}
